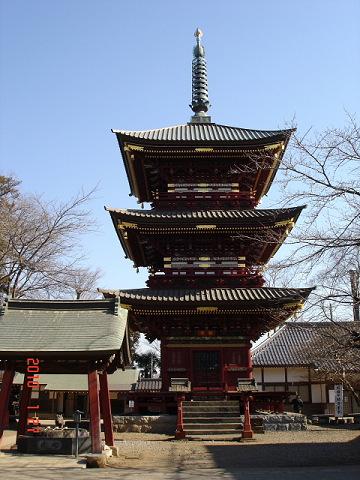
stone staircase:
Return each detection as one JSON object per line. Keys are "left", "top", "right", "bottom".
{"left": 182, "top": 400, "right": 242, "bottom": 439}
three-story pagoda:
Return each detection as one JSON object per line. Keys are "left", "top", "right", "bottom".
{"left": 105, "top": 30, "right": 312, "bottom": 408}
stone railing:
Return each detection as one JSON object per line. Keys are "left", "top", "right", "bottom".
{"left": 248, "top": 413, "right": 307, "bottom": 431}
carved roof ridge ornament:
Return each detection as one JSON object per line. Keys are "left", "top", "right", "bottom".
{"left": 190, "top": 28, "right": 211, "bottom": 124}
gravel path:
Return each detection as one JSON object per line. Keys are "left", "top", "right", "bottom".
{"left": 0, "top": 426, "right": 359, "bottom": 479}
{"left": 110, "top": 425, "right": 360, "bottom": 470}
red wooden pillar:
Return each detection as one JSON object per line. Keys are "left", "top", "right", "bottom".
{"left": 242, "top": 395, "right": 253, "bottom": 439}
{"left": 17, "top": 375, "right": 32, "bottom": 440}
{"left": 99, "top": 371, "right": 114, "bottom": 447}
{"left": 0, "top": 363, "right": 15, "bottom": 443}
{"left": 175, "top": 394, "right": 185, "bottom": 439}
{"left": 88, "top": 369, "right": 102, "bottom": 453}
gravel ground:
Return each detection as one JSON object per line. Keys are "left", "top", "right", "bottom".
{"left": 109, "top": 425, "right": 360, "bottom": 470}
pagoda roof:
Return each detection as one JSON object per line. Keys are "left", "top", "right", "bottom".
{"left": 107, "top": 206, "right": 304, "bottom": 225}
{"left": 101, "top": 287, "right": 313, "bottom": 308}
{"left": 0, "top": 298, "right": 131, "bottom": 372}
{"left": 113, "top": 123, "right": 294, "bottom": 144}
{"left": 112, "top": 124, "right": 294, "bottom": 205}
{"left": 99, "top": 287, "right": 314, "bottom": 341}
{"left": 106, "top": 206, "right": 304, "bottom": 267}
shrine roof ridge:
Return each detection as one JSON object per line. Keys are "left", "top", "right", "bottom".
{"left": 1, "top": 298, "right": 117, "bottom": 311}
{"left": 112, "top": 123, "right": 295, "bottom": 144}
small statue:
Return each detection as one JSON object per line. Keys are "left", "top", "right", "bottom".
{"left": 55, "top": 412, "right": 65, "bottom": 428}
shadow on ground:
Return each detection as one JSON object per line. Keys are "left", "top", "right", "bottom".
{"left": 205, "top": 435, "right": 360, "bottom": 471}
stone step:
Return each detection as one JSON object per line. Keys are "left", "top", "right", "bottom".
{"left": 183, "top": 401, "right": 238, "bottom": 407}
{"left": 184, "top": 411, "right": 239, "bottom": 418}
{"left": 183, "top": 408, "right": 239, "bottom": 414}
{"left": 184, "top": 428, "right": 242, "bottom": 435}
{"left": 184, "top": 423, "right": 242, "bottom": 430}
{"left": 185, "top": 433, "right": 241, "bottom": 440}
{"left": 183, "top": 417, "right": 241, "bottom": 423}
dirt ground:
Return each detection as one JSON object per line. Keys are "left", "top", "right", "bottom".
{"left": 109, "top": 425, "right": 360, "bottom": 470}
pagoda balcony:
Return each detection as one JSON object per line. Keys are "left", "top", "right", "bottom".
{"left": 146, "top": 267, "right": 264, "bottom": 288}
{"left": 151, "top": 191, "right": 257, "bottom": 209}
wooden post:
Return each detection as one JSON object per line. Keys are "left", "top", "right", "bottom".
{"left": 17, "top": 375, "right": 32, "bottom": 440}
{"left": 278, "top": 397, "right": 285, "bottom": 413}
{"left": 260, "top": 367, "right": 265, "bottom": 391}
{"left": 88, "top": 369, "right": 102, "bottom": 453}
{"left": 160, "top": 341, "right": 168, "bottom": 391}
{"left": 242, "top": 395, "right": 253, "bottom": 439}
{"left": 175, "top": 394, "right": 185, "bottom": 439}
{"left": 99, "top": 371, "right": 114, "bottom": 447}
{"left": 0, "top": 363, "right": 15, "bottom": 443}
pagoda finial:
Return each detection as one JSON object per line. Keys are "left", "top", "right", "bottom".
{"left": 190, "top": 28, "right": 211, "bottom": 123}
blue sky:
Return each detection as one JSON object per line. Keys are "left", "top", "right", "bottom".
{"left": 1, "top": 0, "right": 359, "bottom": 291}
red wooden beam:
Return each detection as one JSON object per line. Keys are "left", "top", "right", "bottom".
{"left": 17, "top": 375, "right": 32, "bottom": 440}
{"left": 0, "top": 363, "right": 15, "bottom": 444}
{"left": 99, "top": 371, "right": 114, "bottom": 447}
{"left": 88, "top": 369, "right": 102, "bottom": 453}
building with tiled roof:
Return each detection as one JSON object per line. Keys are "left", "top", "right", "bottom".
{"left": 252, "top": 322, "right": 360, "bottom": 415}
{"left": 0, "top": 299, "right": 130, "bottom": 371}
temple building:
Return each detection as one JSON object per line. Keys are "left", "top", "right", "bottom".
{"left": 252, "top": 322, "right": 360, "bottom": 415}
{"left": 102, "top": 29, "right": 313, "bottom": 438}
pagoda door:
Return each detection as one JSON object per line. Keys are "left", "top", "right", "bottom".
{"left": 193, "top": 350, "right": 221, "bottom": 388}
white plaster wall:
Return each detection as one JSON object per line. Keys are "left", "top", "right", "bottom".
{"left": 287, "top": 367, "right": 308, "bottom": 382}
{"left": 252, "top": 368, "right": 262, "bottom": 383}
{"left": 311, "top": 383, "right": 326, "bottom": 403}
{"left": 262, "top": 368, "right": 285, "bottom": 383}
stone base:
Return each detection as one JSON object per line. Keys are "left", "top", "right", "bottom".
{"left": 17, "top": 435, "right": 92, "bottom": 455}
{"left": 113, "top": 415, "right": 176, "bottom": 434}
{"left": 241, "top": 430, "right": 254, "bottom": 439}
{"left": 175, "top": 430, "right": 186, "bottom": 440}
{"left": 86, "top": 454, "right": 107, "bottom": 468}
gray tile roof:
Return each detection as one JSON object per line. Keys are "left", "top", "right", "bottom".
{"left": 252, "top": 322, "right": 360, "bottom": 367}
{"left": 0, "top": 299, "right": 128, "bottom": 356}
{"left": 108, "top": 287, "right": 313, "bottom": 306}
{"left": 113, "top": 124, "right": 294, "bottom": 143}
{"left": 106, "top": 206, "right": 305, "bottom": 224}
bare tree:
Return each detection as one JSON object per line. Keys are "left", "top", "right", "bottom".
{"left": 265, "top": 114, "right": 360, "bottom": 320}
{"left": 0, "top": 177, "right": 102, "bottom": 299}
{"left": 0, "top": 175, "right": 20, "bottom": 200}
{"left": 56, "top": 267, "right": 103, "bottom": 299}
{"left": 302, "top": 323, "right": 360, "bottom": 406}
